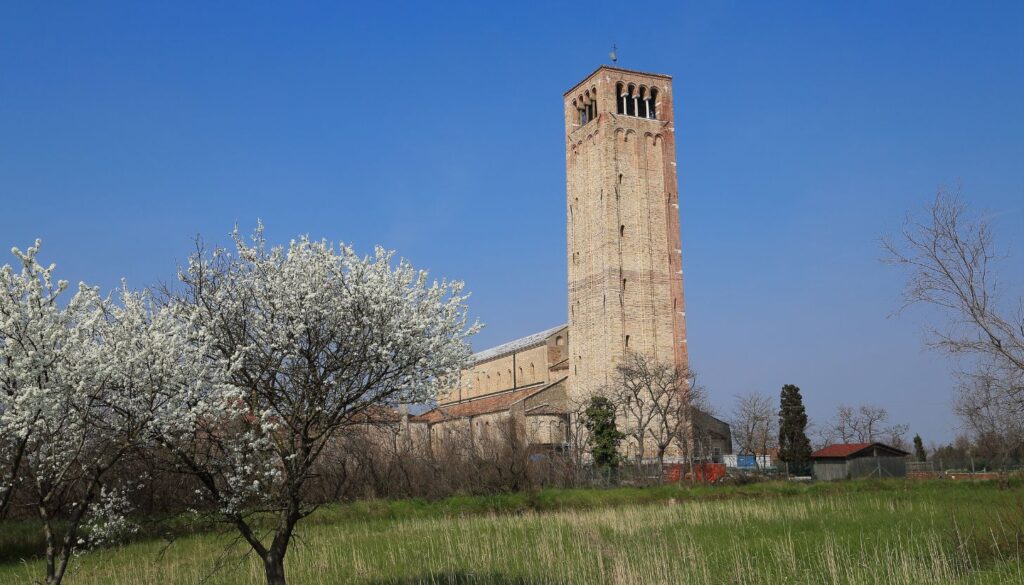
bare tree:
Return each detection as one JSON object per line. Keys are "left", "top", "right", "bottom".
{"left": 954, "top": 367, "right": 1024, "bottom": 469}
{"left": 827, "top": 407, "right": 860, "bottom": 444}
{"left": 884, "top": 191, "right": 1024, "bottom": 451}
{"left": 606, "top": 352, "right": 695, "bottom": 470}
{"left": 643, "top": 360, "right": 695, "bottom": 469}
{"left": 823, "top": 404, "right": 907, "bottom": 447}
{"left": 851, "top": 405, "right": 889, "bottom": 443}
{"left": 886, "top": 424, "right": 911, "bottom": 451}
{"left": 566, "top": 394, "right": 593, "bottom": 470}
{"left": 729, "top": 392, "right": 777, "bottom": 468}
{"left": 606, "top": 353, "right": 661, "bottom": 466}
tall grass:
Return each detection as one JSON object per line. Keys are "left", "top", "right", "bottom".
{"left": 1, "top": 480, "right": 1021, "bottom": 584}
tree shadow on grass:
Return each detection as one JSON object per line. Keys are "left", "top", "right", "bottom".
{"left": 365, "top": 573, "right": 567, "bottom": 585}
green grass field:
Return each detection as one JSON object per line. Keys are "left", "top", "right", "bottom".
{"left": 1, "top": 480, "right": 1021, "bottom": 584}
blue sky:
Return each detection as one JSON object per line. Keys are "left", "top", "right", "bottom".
{"left": 1, "top": 2, "right": 1022, "bottom": 445}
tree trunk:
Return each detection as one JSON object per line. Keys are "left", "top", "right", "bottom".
{"left": 263, "top": 554, "right": 287, "bottom": 585}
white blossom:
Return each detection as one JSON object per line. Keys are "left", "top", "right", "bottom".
{"left": 158, "top": 223, "right": 479, "bottom": 584}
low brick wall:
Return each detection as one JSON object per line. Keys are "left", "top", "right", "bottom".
{"left": 946, "top": 472, "right": 1001, "bottom": 481}
{"left": 907, "top": 471, "right": 1003, "bottom": 481}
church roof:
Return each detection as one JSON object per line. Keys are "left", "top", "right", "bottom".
{"left": 410, "top": 382, "right": 552, "bottom": 424}
{"left": 468, "top": 324, "right": 566, "bottom": 365}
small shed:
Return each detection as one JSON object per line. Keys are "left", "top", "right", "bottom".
{"left": 811, "top": 443, "right": 910, "bottom": 481}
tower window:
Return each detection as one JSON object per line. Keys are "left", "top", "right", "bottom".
{"left": 620, "top": 225, "right": 625, "bottom": 237}
{"left": 615, "top": 83, "right": 658, "bottom": 120}
{"left": 575, "top": 92, "right": 598, "bottom": 126}
{"left": 625, "top": 335, "right": 630, "bottom": 348}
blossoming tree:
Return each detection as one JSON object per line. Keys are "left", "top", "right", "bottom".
{"left": 157, "top": 225, "right": 477, "bottom": 585}
{"left": 0, "top": 243, "right": 207, "bottom": 585}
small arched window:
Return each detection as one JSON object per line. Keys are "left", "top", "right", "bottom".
{"left": 620, "top": 225, "right": 625, "bottom": 237}
{"left": 555, "top": 335, "right": 564, "bottom": 346}
{"left": 625, "top": 335, "right": 630, "bottom": 348}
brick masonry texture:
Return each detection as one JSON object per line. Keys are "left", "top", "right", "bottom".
{"left": 564, "top": 66, "right": 688, "bottom": 405}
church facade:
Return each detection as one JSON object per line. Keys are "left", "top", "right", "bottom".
{"left": 410, "top": 66, "right": 729, "bottom": 461}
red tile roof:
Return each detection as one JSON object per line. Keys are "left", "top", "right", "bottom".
{"left": 411, "top": 384, "right": 548, "bottom": 424}
{"left": 811, "top": 442, "right": 909, "bottom": 459}
{"left": 812, "top": 443, "right": 872, "bottom": 458}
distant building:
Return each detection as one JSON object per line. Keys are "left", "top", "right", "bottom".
{"left": 811, "top": 443, "right": 910, "bottom": 481}
{"left": 409, "top": 65, "right": 731, "bottom": 461}
{"left": 690, "top": 409, "right": 732, "bottom": 464}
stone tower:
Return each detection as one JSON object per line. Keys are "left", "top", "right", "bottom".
{"left": 564, "top": 66, "right": 688, "bottom": 404}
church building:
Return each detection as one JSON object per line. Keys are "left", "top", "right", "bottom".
{"left": 409, "top": 66, "right": 730, "bottom": 461}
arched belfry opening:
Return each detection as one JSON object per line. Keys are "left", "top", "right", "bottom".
{"left": 616, "top": 82, "right": 658, "bottom": 120}
{"left": 574, "top": 87, "right": 598, "bottom": 126}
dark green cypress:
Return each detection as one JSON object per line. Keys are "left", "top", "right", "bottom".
{"left": 777, "top": 384, "right": 813, "bottom": 474}
{"left": 913, "top": 434, "right": 927, "bottom": 462}
{"left": 583, "top": 396, "right": 625, "bottom": 469}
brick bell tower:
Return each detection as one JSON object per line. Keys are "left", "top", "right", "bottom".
{"left": 564, "top": 66, "right": 688, "bottom": 404}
